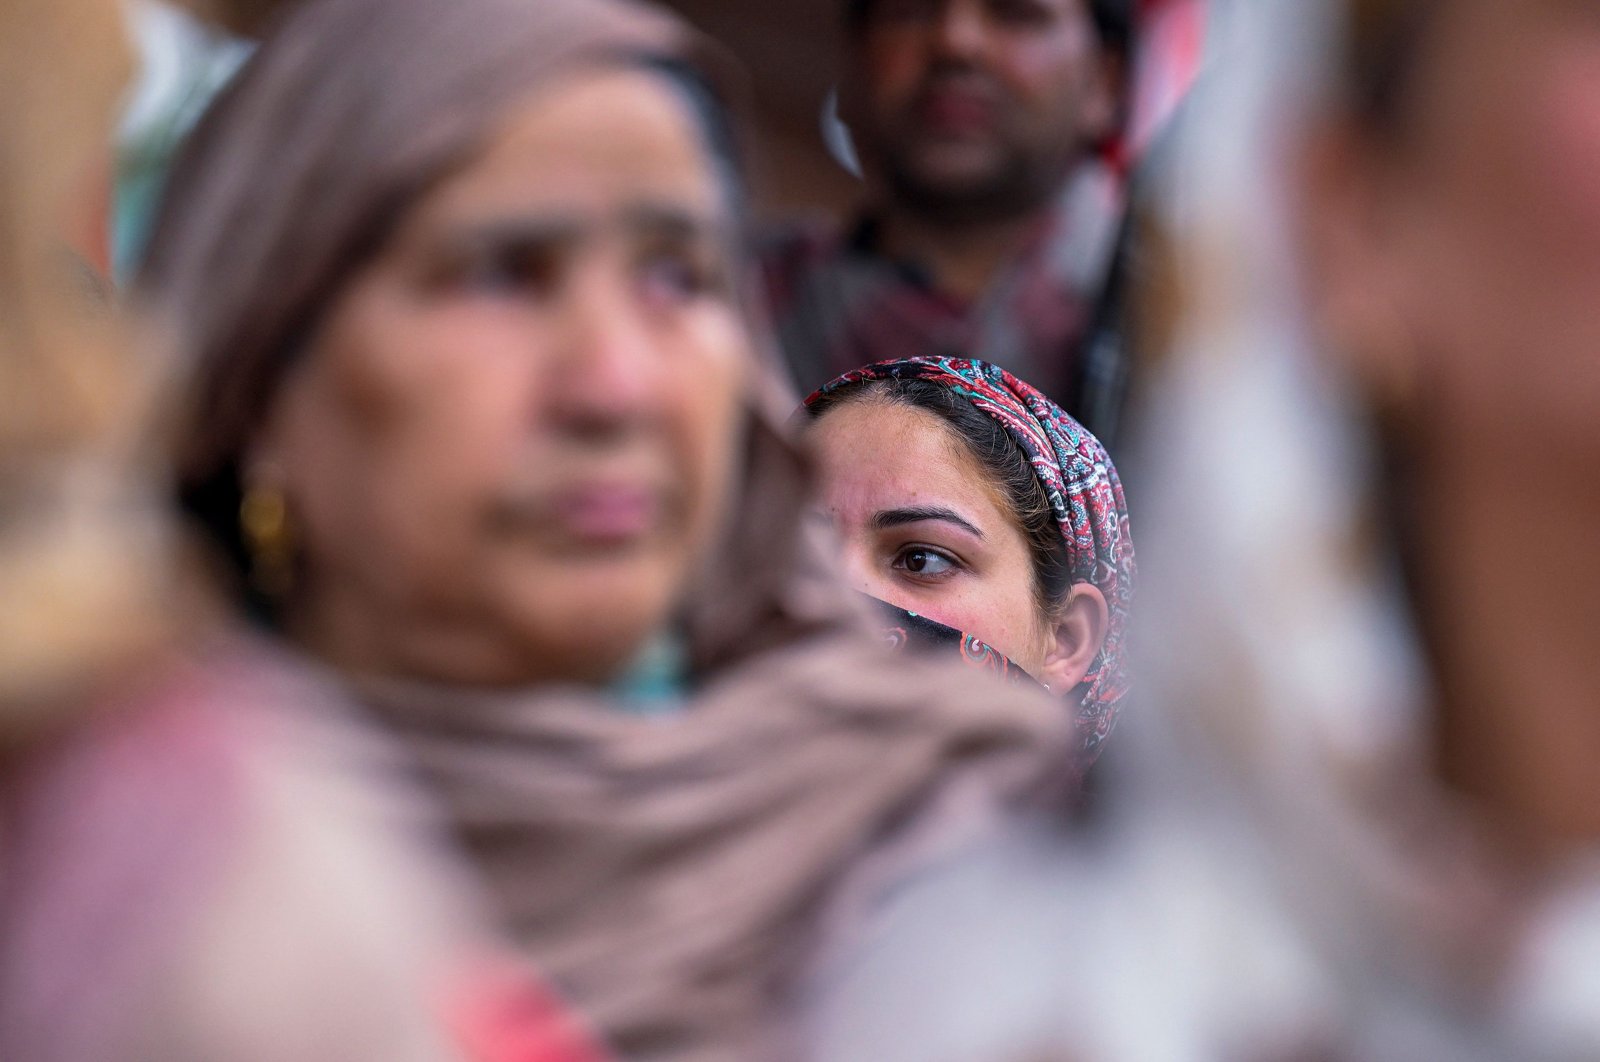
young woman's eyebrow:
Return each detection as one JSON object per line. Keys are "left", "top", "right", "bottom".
{"left": 870, "top": 506, "right": 984, "bottom": 539}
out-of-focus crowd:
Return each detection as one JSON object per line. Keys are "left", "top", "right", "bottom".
{"left": 4, "top": 0, "right": 1599, "bottom": 1059}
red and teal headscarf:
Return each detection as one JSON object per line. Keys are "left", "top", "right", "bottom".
{"left": 806, "top": 356, "right": 1135, "bottom": 761}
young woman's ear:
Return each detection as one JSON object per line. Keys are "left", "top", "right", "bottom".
{"left": 1038, "top": 584, "right": 1109, "bottom": 694}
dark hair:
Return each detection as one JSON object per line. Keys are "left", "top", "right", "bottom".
{"left": 808, "top": 378, "right": 1074, "bottom": 619}
{"left": 842, "top": 0, "right": 1136, "bottom": 59}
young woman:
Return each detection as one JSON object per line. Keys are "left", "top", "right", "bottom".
{"left": 805, "top": 355, "right": 1135, "bottom": 762}
{"left": 137, "top": 0, "right": 1069, "bottom": 1056}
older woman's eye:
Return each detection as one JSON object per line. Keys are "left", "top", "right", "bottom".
{"left": 444, "top": 244, "right": 560, "bottom": 298}
{"left": 892, "top": 546, "right": 959, "bottom": 578}
{"left": 636, "top": 248, "right": 721, "bottom": 309}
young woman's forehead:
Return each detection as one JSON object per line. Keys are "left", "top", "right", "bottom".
{"left": 813, "top": 399, "right": 1017, "bottom": 523}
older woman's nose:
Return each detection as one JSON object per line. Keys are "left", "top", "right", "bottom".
{"left": 543, "top": 274, "right": 666, "bottom": 432}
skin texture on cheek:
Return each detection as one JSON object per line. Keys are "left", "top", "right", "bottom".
{"left": 258, "top": 297, "right": 502, "bottom": 676}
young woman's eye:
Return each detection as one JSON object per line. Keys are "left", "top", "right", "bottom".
{"left": 893, "top": 546, "right": 959, "bottom": 578}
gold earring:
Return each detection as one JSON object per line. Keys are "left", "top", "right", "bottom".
{"left": 240, "top": 483, "right": 295, "bottom": 597}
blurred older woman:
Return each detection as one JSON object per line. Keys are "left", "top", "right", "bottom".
{"left": 138, "top": 0, "right": 1068, "bottom": 1057}
{"left": 0, "top": 2, "right": 609, "bottom": 1059}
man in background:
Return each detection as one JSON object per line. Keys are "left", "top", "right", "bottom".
{"left": 761, "top": 0, "right": 1134, "bottom": 430}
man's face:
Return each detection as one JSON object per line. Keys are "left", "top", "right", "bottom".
{"left": 843, "top": 0, "right": 1117, "bottom": 222}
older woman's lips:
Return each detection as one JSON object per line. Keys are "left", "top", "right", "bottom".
{"left": 546, "top": 485, "right": 660, "bottom": 544}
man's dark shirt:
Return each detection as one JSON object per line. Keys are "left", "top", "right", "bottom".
{"left": 758, "top": 164, "right": 1128, "bottom": 440}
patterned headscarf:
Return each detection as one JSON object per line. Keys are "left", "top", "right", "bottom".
{"left": 806, "top": 356, "right": 1135, "bottom": 759}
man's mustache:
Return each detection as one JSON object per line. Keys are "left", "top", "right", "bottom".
{"left": 910, "top": 60, "right": 1004, "bottom": 106}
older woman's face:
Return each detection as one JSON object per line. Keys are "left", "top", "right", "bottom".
{"left": 257, "top": 67, "right": 748, "bottom": 685}
{"left": 810, "top": 398, "right": 1053, "bottom": 674}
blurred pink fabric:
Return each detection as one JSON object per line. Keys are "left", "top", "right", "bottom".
{"left": 0, "top": 639, "right": 612, "bottom": 1062}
